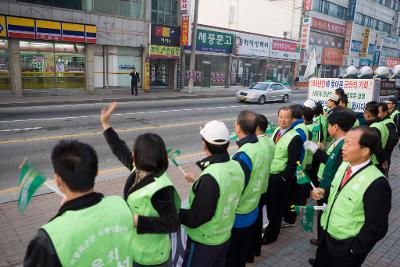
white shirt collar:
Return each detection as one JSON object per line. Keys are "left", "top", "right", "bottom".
{"left": 349, "top": 159, "right": 371, "bottom": 176}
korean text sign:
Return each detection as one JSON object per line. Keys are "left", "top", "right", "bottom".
{"left": 195, "top": 29, "right": 234, "bottom": 53}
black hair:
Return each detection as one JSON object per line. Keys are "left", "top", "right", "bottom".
{"left": 289, "top": 104, "right": 303, "bottom": 119}
{"left": 133, "top": 133, "right": 168, "bottom": 176}
{"left": 335, "top": 88, "right": 346, "bottom": 98}
{"left": 256, "top": 113, "right": 269, "bottom": 132}
{"left": 350, "top": 126, "right": 379, "bottom": 156}
{"left": 377, "top": 102, "right": 388, "bottom": 113}
{"left": 327, "top": 110, "right": 355, "bottom": 132}
{"left": 302, "top": 107, "right": 314, "bottom": 122}
{"left": 278, "top": 106, "right": 291, "bottom": 115}
{"left": 237, "top": 110, "right": 257, "bottom": 135}
{"left": 203, "top": 138, "right": 229, "bottom": 154}
{"left": 314, "top": 102, "right": 324, "bottom": 116}
{"left": 365, "top": 101, "right": 379, "bottom": 118}
{"left": 51, "top": 140, "right": 98, "bottom": 192}
{"left": 339, "top": 97, "right": 348, "bottom": 106}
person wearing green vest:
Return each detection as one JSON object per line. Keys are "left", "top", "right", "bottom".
{"left": 313, "top": 102, "right": 328, "bottom": 144}
{"left": 364, "top": 102, "right": 388, "bottom": 174}
{"left": 101, "top": 102, "right": 180, "bottom": 267}
{"left": 247, "top": 114, "right": 275, "bottom": 262}
{"left": 378, "top": 102, "right": 398, "bottom": 174}
{"left": 226, "top": 110, "right": 269, "bottom": 267}
{"left": 385, "top": 97, "right": 400, "bottom": 135}
{"left": 24, "top": 140, "right": 136, "bottom": 267}
{"left": 262, "top": 107, "right": 302, "bottom": 245}
{"left": 179, "top": 120, "right": 244, "bottom": 267}
{"left": 311, "top": 126, "right": 391, "bottom": 267}
{"left": 339, "top": 96, "right": 360, "bottom": 127}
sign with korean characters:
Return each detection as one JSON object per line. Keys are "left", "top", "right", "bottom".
{"left": 181, "top": 15, "right": 190, "bottom": 46}
{"left": 301, "top": 17, "right": 312, "bottom": 50}
{"left": 360, "top": 28, "right": 370, "bottom": 57}
{"left": 270, "top": 39, "right": 300, "bottom": 60}
{"left": 180, "top": 0, "right": 191, "bottom": 14}
{"left": 151, "top": 24, "right": 180, "bottom": 47}
{"left": 308, "top": 78, "right": 376, "bottom": 112}
{"left": 149, "top": 45, "right": 181, "bottom": 59}
{"left": 234, "top": 33, "right": 270, "bottom": 57}
{"left": 195, "top": 29, "right": 234, "bottom": 53}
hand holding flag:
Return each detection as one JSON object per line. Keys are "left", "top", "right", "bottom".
{"left": 291, "top": 204, "right": 326, "bottom": 232}
{"left": 167, "top": 148, "right": 187, "bottom": 176}
{"left": 229, "top": 131, "right": 238, "bottom": 141}
{"left": 296, "top": 161, "right": 316, "bottom": 189}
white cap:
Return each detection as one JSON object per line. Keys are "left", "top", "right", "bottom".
{"left": 304, "top": 99, "right": 316, "bottom": 109}
{"left": 328, "top": 94, "right": 340, "bottom": 102}
{"left": 200, "top": 120, "right": 230, "bottom": 145}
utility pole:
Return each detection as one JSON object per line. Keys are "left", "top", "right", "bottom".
{"left": 188, "top": 0, "right": 199, "bottom": 94}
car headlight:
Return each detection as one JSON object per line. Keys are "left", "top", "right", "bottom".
{"left": 248, "top": 93, "right": 257, "bottom": 97}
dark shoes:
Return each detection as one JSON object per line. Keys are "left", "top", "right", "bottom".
{"left": 308, "top": 258, "right": 316, "bottom": 266}
{"left": 262, "top": 238, "right": 275, "bottom": 245}
{"left": 310, "top": 239, "right": 318, "bottom": 246}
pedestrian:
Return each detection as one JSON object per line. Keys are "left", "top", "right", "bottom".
{"left": 24, "top": 140, "right": 135, "bottom": 266}
{"left": 101, "top": 102, "right": 180, "bottom": 267}
{"left": 385, "top": 97, "right": 400, "bottom": 135}
{"left": 130, "top": 67, "right": 140, "bottom": 96}
{"left": 180, "top": 120, "right": 244, "bottom": 267}
{"left": 262, "top": 107, "right": 302, "bottom": 245}
{"left": 226, "top": 110, "right": 269, "bottom": 267}
{"left": 311, "top": 126, "right": 391, "bottom": 267}
{"left": 247, "top": 114, "right": 275, "bottom": 262}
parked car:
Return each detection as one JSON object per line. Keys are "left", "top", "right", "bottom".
{"left": 236, "top": 82, "right": 292, "bottom": 104}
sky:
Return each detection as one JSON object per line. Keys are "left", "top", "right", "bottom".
{"left": 197, "top": 0, "right": 303, "bottom": 40}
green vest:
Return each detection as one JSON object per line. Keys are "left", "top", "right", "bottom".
{"left": 257, "top": 134, "right": 276, "bottom": 193}
{"left": 294, "top": 123, "right": 310, "bottom": 168}
{"left": 370, "top": 121, "right": 389, "bottom": 164}
{"left": 320, "top": 162, "right": 383, "bottom": 240}
{"left": 127, "top": 173, "right": 180, "bottom": 265}
{"left": 186, "top": 160, "right": 244, "bottom": 245}
{"left": 42, "top": 196, "right": 135, "bottom": 267}
{"left": 390, "top": 109, "right": 399, "bottom": 121}
{"left": 271, "top": 128, "right": 299, "bottom": 174}
{"left": 234, "top": 141, "right": 270, "bottom": 214}
{"left": 304, "top": 123, "right": 319, "bottom": 167}
{"left": 313, "top": 115, "right": 328, "bottom": 143}
{"left": 353, "top": 119, "right": 360, "bottom": 127}
{"left": 317, "top": 139, "right": 336, "bottom": 180}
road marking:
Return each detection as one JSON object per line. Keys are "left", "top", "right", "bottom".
{"left": 0, "top": 127, "right": 43, "bottom": 132}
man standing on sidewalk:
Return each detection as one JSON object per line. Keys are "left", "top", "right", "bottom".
{"left": 24, "top": 140, "right": 135, "bottom": 267}
{"left": 312, "top": 126, "right": 391, "bottom": 267}
{"left": 130, "top": 67, "right": 140, "bottom": 96}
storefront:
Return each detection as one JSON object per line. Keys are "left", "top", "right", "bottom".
{"left": 0, "top": 39, "right": 10, "bottom": 90}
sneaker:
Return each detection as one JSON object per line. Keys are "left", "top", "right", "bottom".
{"left": 280, "top": 221, "right": 295, "bottom": 228}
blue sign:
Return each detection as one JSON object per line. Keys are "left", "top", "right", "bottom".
{"left": 351, "top": 40, "right": 361, "bottom": 52}
{"left": 360, "top": 58, "right": 372, "bottom": 67}
{"left": 368, "top": 44, "right": 375, "bottom": 55}
{"left": 347, "top": 0, "right": 357, "bottom": 21}
{"left": 373, "top": 51, "right": 380, "bottom": 66}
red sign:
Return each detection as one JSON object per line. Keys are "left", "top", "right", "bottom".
{"left": 272, "top": 39, "right": 298, "bottom": 52}
{"left": 181, "top": 15, "right": 189, "bottom": 46}
{"left": 311, "top": 18, "right": 346, "bottom": 36}
{"left": 304, "top": 0, "right": 312, "bottom": 11}
{"left": 386, "top": 57, "right": 400, "bottom": 67}
{"left": 322, "top": 47, "right": 343, "bottom": 66}
{"left": 343, "top": 22, "right": 353, "bottom": 56}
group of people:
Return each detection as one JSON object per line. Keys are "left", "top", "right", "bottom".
{"left": 23, "top": 90, "right": 396, "bottom": 267}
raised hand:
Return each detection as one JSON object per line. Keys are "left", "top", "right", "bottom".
{"left": 101, "top": 102, "right": 118, "bottom": 130}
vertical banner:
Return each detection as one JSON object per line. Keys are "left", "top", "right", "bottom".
{"left": 301, "top": 17, "right": 312, "bottom": 50}
{"left": 347, "top": 0, "right": 357, "bottom": 21}
{"left": 303, "top": 0, "right": 313, "bottom": 11}
{"left": 343, "top": 22, "right": 353, "bottom": 56}
{"left": 373, "top": 51, "right": 381, "bottom": 66}
{"left": 144, "top": 58, "right": 150, "bottom": 91}
{"left": 177, "top": 59, "right": 182, "bottom": 89}
{"left": 180, "top": 0, "right": 191, "bottom": 14}
{"left": 181, "top": 15, "right": 190, "bottom": 46}
{"left": 360, "top": 28, "right": 370, "bottom": 58}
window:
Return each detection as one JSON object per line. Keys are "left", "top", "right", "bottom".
{"left": 151, "top": 0, "right": 178, "bottom": 25}
{"left": 0, "top": 40, "right": 10, "bottom": 90}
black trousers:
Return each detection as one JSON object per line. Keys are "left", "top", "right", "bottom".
{"left": 131, "top": 82, "right": 138, "bottom": 95}
{"left": 182, "top": 237, "right": 230, "bottom": 267}
{"left": 247, "top": 193, "right": 267, "bottom": 262}
{"left": 315, "top": 240, "right": 364, "bottom": 267}
{"left": 226, "top": 225, "right": 253, "bottom": 267}
{"left": 263, "top": 176, "right": 289, "bottom": 243}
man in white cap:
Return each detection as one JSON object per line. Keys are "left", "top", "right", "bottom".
{"left": 180, "top": 120, "right": 245, "bottom": 267}
{"left": 327, "top": 94, "right": 340, "bottom": 116}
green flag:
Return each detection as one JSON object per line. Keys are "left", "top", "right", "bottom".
{"left": 229, "top": 131, "right": 238, "bottom": 141}
{"left": 265, "top": 122, "right": 277, "bottom": 135}
{"left": 296, "top": 161, "right": 312, "bottom": 185}
{"left": 167, "top": 148, "right": 182, "bottom": 167}
{"left": 18, "top": 160, "right": 46, "bottom": 212}
{"left": 293, "top": 205, "right": 315, "bottom": 232}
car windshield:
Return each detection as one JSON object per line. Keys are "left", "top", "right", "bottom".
{"left": 250, "top": 83, "right": 270, "bottom": 91}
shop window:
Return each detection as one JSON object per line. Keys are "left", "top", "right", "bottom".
{"left": 0, "top": 40, "right": 10, "bottom": 90}
{"left": 54, "top": 43, "right": 85, "bottom": 88}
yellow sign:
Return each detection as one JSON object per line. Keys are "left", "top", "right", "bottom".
{"left": 360, "top": 28, "right": 370, "bottom": 58}
{"left": 0, "top": 16, "right": 6, "bottom": 37}
{"left": 149, "top": 45, "right": 181, "bottom": 58}
{"left": 144, "top": 60, "right": 150, "bottom": 91}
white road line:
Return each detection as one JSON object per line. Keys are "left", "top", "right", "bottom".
{"left": 0, "top": 127, "right": 43, "bottom": 132}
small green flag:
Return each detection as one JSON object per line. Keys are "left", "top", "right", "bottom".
{"left": 296, "top": 161, "right": 312, "bottom": 185}
{"left": 311, "top": 124, "right": 321, "bottom": 134}
{"left": 293, "top": 205, "right": 315, "bottom": 232}
{"left": 265, "top": 122, "right": 277, "bottom": 135}
{"left": 18, "top": 160, "right": 46, "bottom": 212}
{"left": 229, "top": 131, "right": 238, "bottom": 141}
{"left": 167, "top": 148, "right": 181, "bottom": 167}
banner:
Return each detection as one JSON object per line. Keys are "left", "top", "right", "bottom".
{"left": 194, "top": 28, "right": 234, "bottom": 53}
{"left": 180, "top": 0, "right": 191, "bottom": 14}
{"left": 360, "top": 28, "right": 370, "bottom": 57}
{"left": 149, "top": 45, "right": 181, "bottom": 59}
{"left": 386, "top": 57, "right": 400, "bottom": 67}
{"left": 144, "top": 59, "right": 150, "bottom": 91}
{"left": 180, "top": 15, "right": 190, "bottom": 46}
{"left": 322, "top": 47, "right": 343, "bottom": 66}
{"left": 234, "top": 33, "right": 270, "bottom": 57}
{"left": 343, "top": 22, "right": 353, "bottom": 56}
{"left": 311, "top": 18, "right": 346, "bottom": 36}
{"left": 347, "top": 0, "right": 357, "bottom": 21}
{"left": 303, "top": 0, "right": 313, "bottom": 11}
{"left": 270, "top": 39, "right": 300, "bottom": 60}
{"left": 308, "top": 78, "right": 375, "bottom": 112}
{"left": 301, "top": 17, "right": 312, "bottom": 50}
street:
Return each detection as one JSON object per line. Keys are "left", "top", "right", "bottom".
{"left": 0, "top": 94, "right": 307, "bottom": 202}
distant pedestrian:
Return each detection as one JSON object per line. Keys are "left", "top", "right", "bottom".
{"left": 130, "top": 67, "right": 140, "bottom": 96}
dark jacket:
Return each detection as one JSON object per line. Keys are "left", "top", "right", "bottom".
{"left": 24, "top": 192, "right": 104, "bottom": 267}
{"left": 130, "top": 71, "right": 140, "bottom": 84}
{"left": 103, "top": 127, "right": 179, "bottom": 234}
{"left": 382, "top": 116, "right": 398, "bottom": 159}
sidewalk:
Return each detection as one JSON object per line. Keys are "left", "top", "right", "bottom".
{"left": 0, "top": 86, "right": 307, "bottom": 108}
{"left": 1, "top": 151, "right": 399, "bottom": 266}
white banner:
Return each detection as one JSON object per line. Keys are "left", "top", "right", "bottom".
{"left": 301, "top": 17, "right": 312, "bottom": 50}
{"left": 234, "top": 33, "right": 270, "bottom": 57}
{"left": 308, "top": 78, "right": 375, "bottom": 112}
{"left": 270, "top": 38, "right": 300, "bottom": 60}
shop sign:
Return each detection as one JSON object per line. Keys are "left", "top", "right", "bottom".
{"left": 308, "top": 78, "right": 375, "bottom": 112}
{"left": 149, "top": 45, "right": 181, "bottom": 59}
{"left": 348, "top": 57, "right": 360, "bottom": 67}
{"left": 119, "top": 64, "right": 135, "bottom": 70}
{"left": 310, "top": 31, "right": 344, "bottom": 49}
{"left": 234, "top": 33, "right": 270, "bottom": 57}
{"left": 311, "top": 18, "right": 346, "bottom": 36}
{"left": 144, "top": 59, "right": 150, "bottom": 90}
{"left": 360, "top": 28, "right": 370, "bottom": 57}
{"left": 181, "top": 15, "right": 190, "bottom": 46}
{"left": 303, "top": 0, "right": 313, "bottom": 11}
{"left": 382, "top": 35, "right": 399, "bottom": 49}
{"left": 177, "top": 59, "right": 182, "bottom": 89}
{"left": 270, "top": 39, "right": 300, "bottom": 60}
{"left": 85, "top": 25, "right": 96, "bottom": 43}
{"left": 0, "top": 16, "right": 7, "bottom": 37}
{"left": 351, "top": 40, "right": 361, "bottom": 52}
{"left": 347, "top": 0, "right": 357, "bottom": 21}
{"left": 180, "top": 0, "right": 191, "bottom": 14}
{"left": 368, "top": 44, "right": 375, "bottom": 55}
{"left": 7, "top": 16, "right": 35, "bottom": 39}
{"left": 343, "top": 22, "right": 353, "bottom": 55}
{"left": 359, "top": 58, "right": 372, "bottom": 67}
{"left": 151, "top": 24, "right": 180, "bottom": 47}
{"left": 322, "top": 47, "right": 343, "bottom": 66}
{"left": 301, "top": 17, "right": 312, "bottom": 50}
{"left": 36, "top": 20, "right": 61, "bottom": 41}
{"left": 373, "top": 51, "right": 381, "bottom": 66}
{"left": 386, "top": 57, "right": 400, "bottom": 67}
{"left": 195, "top": 29, "right": 234, "bottom": 53}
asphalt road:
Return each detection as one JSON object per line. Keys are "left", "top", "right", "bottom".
{"left": 0, "top": 94, "right": 307, "bottom": 202}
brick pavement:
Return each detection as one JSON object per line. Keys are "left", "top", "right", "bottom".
{"left": 0, "top": 149, "right": 399, "bottom": 266}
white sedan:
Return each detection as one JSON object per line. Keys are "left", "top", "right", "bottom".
{"left": 236, "top": 82, "right": 292, "bottom": 104}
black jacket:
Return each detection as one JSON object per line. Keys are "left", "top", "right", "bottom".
{"left": 382, "top": 116, "right": 398, "bottom": 159}
{"left": 365, "top": 119, "right": 386, "bottom": 165}
{"left": 179, "top": 152, "right": 231, "bottom": 228}
{"left": 103, "top": 127, "right": 179, "bottom": 234}
{"left": 24, "top": 192, "right": 104, "bottom": 267}
{"left": 130, "top": 71, "right": 140, "bottom": 84}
